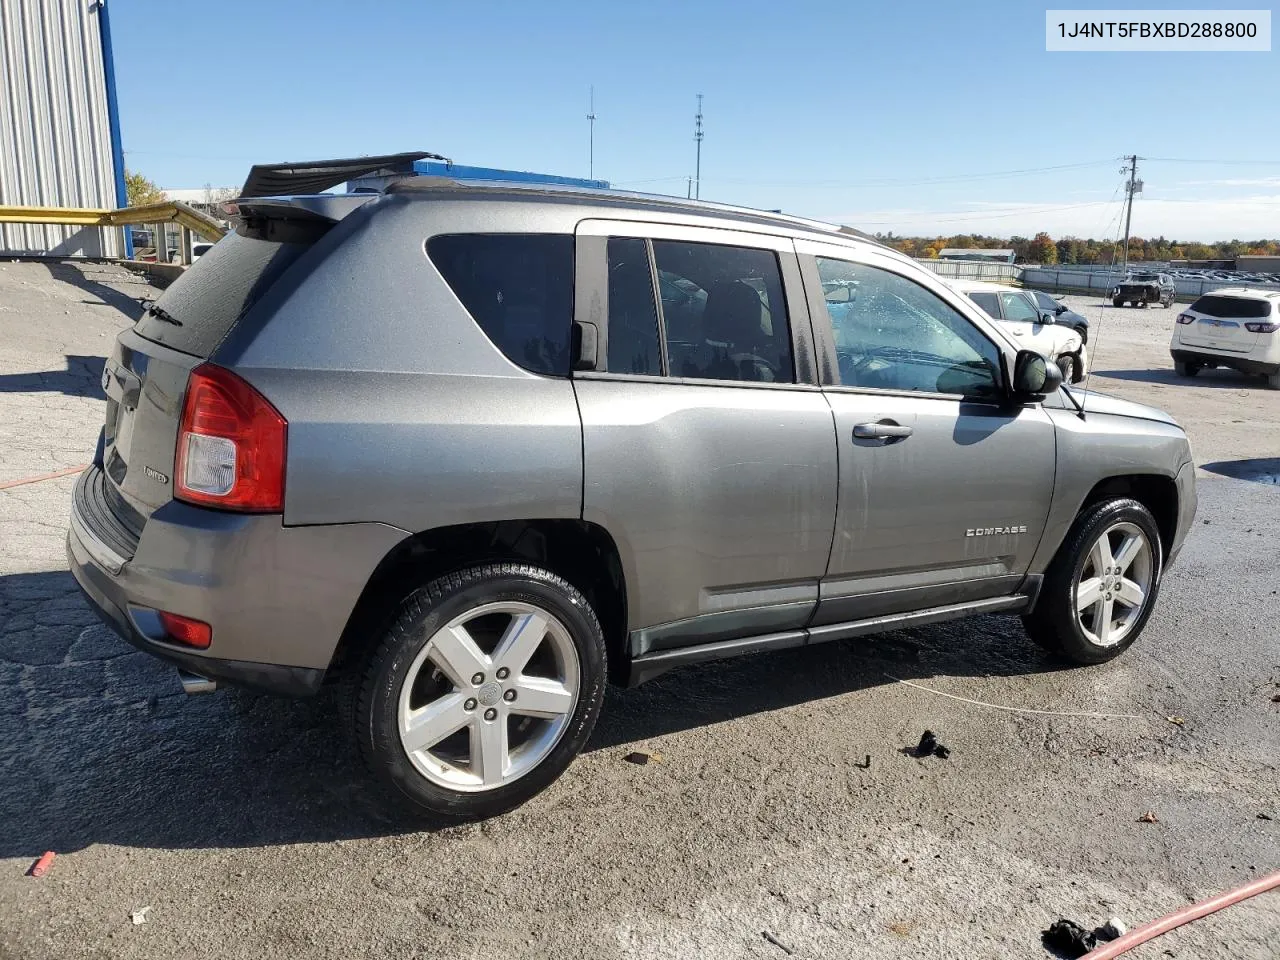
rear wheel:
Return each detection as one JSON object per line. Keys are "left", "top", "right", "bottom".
{"left": 1175, "top": 360, "right": 1202, "bottom": 378}
{"left": 354, "top": 563, "right": 606, "bottom": 819}
{"left": 1112, "top": 296, "right": 1124, "bottom": 308}
{"left": 1023, "top": 499, "right": 1162, "bottom": 664}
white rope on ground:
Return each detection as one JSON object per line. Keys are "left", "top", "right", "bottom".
{"left": 884, "top": 673, "right": 1146, "bottom": 721}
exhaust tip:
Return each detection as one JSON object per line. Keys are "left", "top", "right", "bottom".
{"left": 177, "top": 669, "right": 217, "bottom": 695}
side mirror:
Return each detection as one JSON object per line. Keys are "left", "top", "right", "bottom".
{"left": 1039, "top": 311, "right": 1056, "bottom": 324}
{"left": 1012, "top": 350, "right": 1063, "bottom": 398}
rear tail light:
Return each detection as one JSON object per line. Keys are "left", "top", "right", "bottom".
{"left": 1176, "top": 313, "right": 1196, "bottom": 324}
{"left": 157, "top": 611, "right": 212, "bottom": 649}
{"left": 1245, "top": 322, "right": 1279, "bottom": 333}
{"left": 175, "top": 363, "right": 286, "bottom": 512}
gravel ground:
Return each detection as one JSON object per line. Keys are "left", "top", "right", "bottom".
{"left": 0, "top": 264, "right": 1277, "bottom": 960}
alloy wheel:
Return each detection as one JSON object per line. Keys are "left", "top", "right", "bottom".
{"left": 1075, "top": 521, "right": 1154, "bottom": 648}
{"left": 397, "top": 601, "right": 580, "bottom": 792}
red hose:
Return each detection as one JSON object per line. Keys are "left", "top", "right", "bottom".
{"left": 1081, "top": 869, "right": 1280, "bottom": 959}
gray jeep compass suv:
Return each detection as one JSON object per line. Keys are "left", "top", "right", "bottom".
{"left": 68, "top": 171, "right": 1197, "bottom": 818}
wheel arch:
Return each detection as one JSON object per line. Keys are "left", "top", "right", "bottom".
{"left": 1078, "top": 474, "right": 1179, "bottom": 561}
{"left": 329, "top": 519, "right": 630, "bottom": 686}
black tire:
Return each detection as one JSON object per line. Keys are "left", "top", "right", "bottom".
{"left": 1056, "top": 353, "right": 1076, "bottom": 383}
{"left": 1266, "top": 371, "right": 1280, "bottom": 390}
{"left": 1174, "top": 360, "right": 1201, "bottom": 378}
{"left": 1112, "top": 297, "right": 1124, "bottom": 308}
{"left": 1022, "top": 499, "right": 1163, "bottom": 665}
{"left": 353, "top": 563, "right": 607, "bottom": 820}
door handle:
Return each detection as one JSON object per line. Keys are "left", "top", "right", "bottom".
{"left": 853, "top": 421, "right": 913, "bottom": 442}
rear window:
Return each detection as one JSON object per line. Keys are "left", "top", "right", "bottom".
{"left": 135, "top": 230, "right": 313, "bottom": 357}
{"left": 428, "top": 234, "right": 573, "bottom": 376}
{"left": 1189, "top": 295, "right": 1273, "bottom": 319}
{"left": 967, "top": 292, "right": 1000, "bottom": 318}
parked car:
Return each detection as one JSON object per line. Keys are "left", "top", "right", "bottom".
{"left": 1028, "top": 289, "right": 1090, "bottom": 345}
{"left": 68, "top": 177, "right": 1196, "bottom": 818}
{"left": 1111, "top": 272, "right": 1176, "bottom": 308}
{"left": 169, "top": 241, "right": 217, "bottom": 265}
{"left": 1170, "top": 288, "right": 1280, "bottom": 388}
{"left": 950, "top": 280, "right": 1088, "bottom": 382}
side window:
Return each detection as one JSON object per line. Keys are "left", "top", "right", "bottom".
{"left": 999, "top": 291, "right": 1041, "bottom": 323}
{"left": 651, "top": 240, "right": 794, "bottom": 383}
{"left": 605, "top": 238, "right": 661, "bottom": 375}
{"left": 427, "top": 233, "right": 573, "bottom": 376}
{"left": 815, "top": 257, "right": 1002, "bottom": 399}
{"left": 967, "top": 292, "right": 1001, "bottom": 318}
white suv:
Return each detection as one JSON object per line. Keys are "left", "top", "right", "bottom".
{"left": 949, "top": 280, "right": 1088, "bottom": 382}
{"left": 1170, "top": 288, "right": 1280, "bottom": 388}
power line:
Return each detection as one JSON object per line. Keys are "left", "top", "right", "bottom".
{"left": 853, "top": 200, "right": 1114, "bottom": 226}
{"left": 1144, "top": 157, "right": 1280, "bottom": 165}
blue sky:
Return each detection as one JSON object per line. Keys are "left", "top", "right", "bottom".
{"left": 111, "top": 1, "right": 1279, "bottom": 241}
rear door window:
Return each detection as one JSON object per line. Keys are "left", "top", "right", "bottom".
{"left": 1189, "top": 295, "right": 1273, "bottom": 319}
{"left": 428, "top": 234, "right": 574, "bottom": 376}
{"left": 135, "top": 230, "right": 314, "bottom": 357}
{"left": 651, "top": 240, "right": 794, "bottom": 383}
{"left": 967, "top": 292, "right": 1000, "bottom": 318}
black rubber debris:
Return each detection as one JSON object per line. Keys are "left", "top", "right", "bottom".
{"left": 914, "top": 730, "right": 951, "bottom": 759}
{"left": 1042, "top": 918, "right": 1097, "bottom": 957}
{"left": 623, "top": 751, "right": 650, "bottom": 766}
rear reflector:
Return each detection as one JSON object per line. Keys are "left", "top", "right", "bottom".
{"left": 176, "top": 364, "right": 286, "bottom": 512}
{"left": 1176, "top": 313, "right": 1196, "bottom": 324}
{"left": 1245, "top": 321, "right": 1279, "bottom": 333}
{"left": 157, "top": 611, "right": 212, "bottom": 649}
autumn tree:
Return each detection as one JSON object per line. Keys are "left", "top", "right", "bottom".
{"left": 1027, "top": 232, "right": 1057, "bottom": 264}
{"left": 125, "top": 169, "right": 165, "bottom": 207}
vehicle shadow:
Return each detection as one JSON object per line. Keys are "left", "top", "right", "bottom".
{"left": 0, "top": 354, "right": 105, "bottom": 398}
{"left": 1093, "top": 367, "right": 1264, "bottom": 390}
{"left": 0, "top": 568, "right": 1061, "bottom": 855}
{"left": 41, "top": 260, "right": 148, "bottom": 322}
{"left": 1199, "top": 457, "right": 1280, "bottom": 485}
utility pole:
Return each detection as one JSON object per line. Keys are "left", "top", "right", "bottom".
{"left": 1120, "top": 154, "right": 1143, "bottom": 273}
{"left": 694, "top": 94, "right": 704, "bottom": 200}
{"left": 587, "top": 87, "right": 597, "bottom": 181}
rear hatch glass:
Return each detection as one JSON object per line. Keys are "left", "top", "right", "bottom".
{"left": 135, "top": 231, "right": 314, "bottom": 356}
{"left": 1180, "top": 296, "right": 1271, "bottom": 352}
{"left": 101, "top": 224, "right": 323, "bottom": 522}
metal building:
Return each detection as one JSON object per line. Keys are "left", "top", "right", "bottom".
{"left": 0, "top": 0, "right": 127, "bottom": 256}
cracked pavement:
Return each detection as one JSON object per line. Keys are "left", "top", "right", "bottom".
{"left": 0, "top": 265, "right": 1277, "bottom": 959}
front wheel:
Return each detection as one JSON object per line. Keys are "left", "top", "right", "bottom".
{"left": 1175, "top": 360, "right": 1201, "bottom": 378}
{"left": 354, "top": 563, "right": 607, "bottom": 819}
{"left": 1022, "top": 499, "right": 1162, "bottom": 664}
{"left": 1112, "top": 296, "right": 1124, "bottom": 308}
{"left": 1056, "top": 353, "right": 1077, "bottom": 383}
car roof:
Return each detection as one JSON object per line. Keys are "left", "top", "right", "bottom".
{"left": 238, "top": 179, "right": 911, "bottom": 265}
{"left": 1197, "top": 286, "right": 1280, "bottom": 301}
{"left": 385, "top": 176, "right": 884, "bottom": 242}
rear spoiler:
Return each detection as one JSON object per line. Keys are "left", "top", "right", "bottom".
{"left": 237, "top": 151, "right": 448, "bottom": 199}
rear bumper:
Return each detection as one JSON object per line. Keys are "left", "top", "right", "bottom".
{"left": 67, "top": 469, "right": 408, "bottom": 695}
{"left": 1170, "top": 348, "right": 1278, "bottom": 376}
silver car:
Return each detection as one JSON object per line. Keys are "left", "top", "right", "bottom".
{"left": 69, "top": 174, "right": 1197, "bottom": 818}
